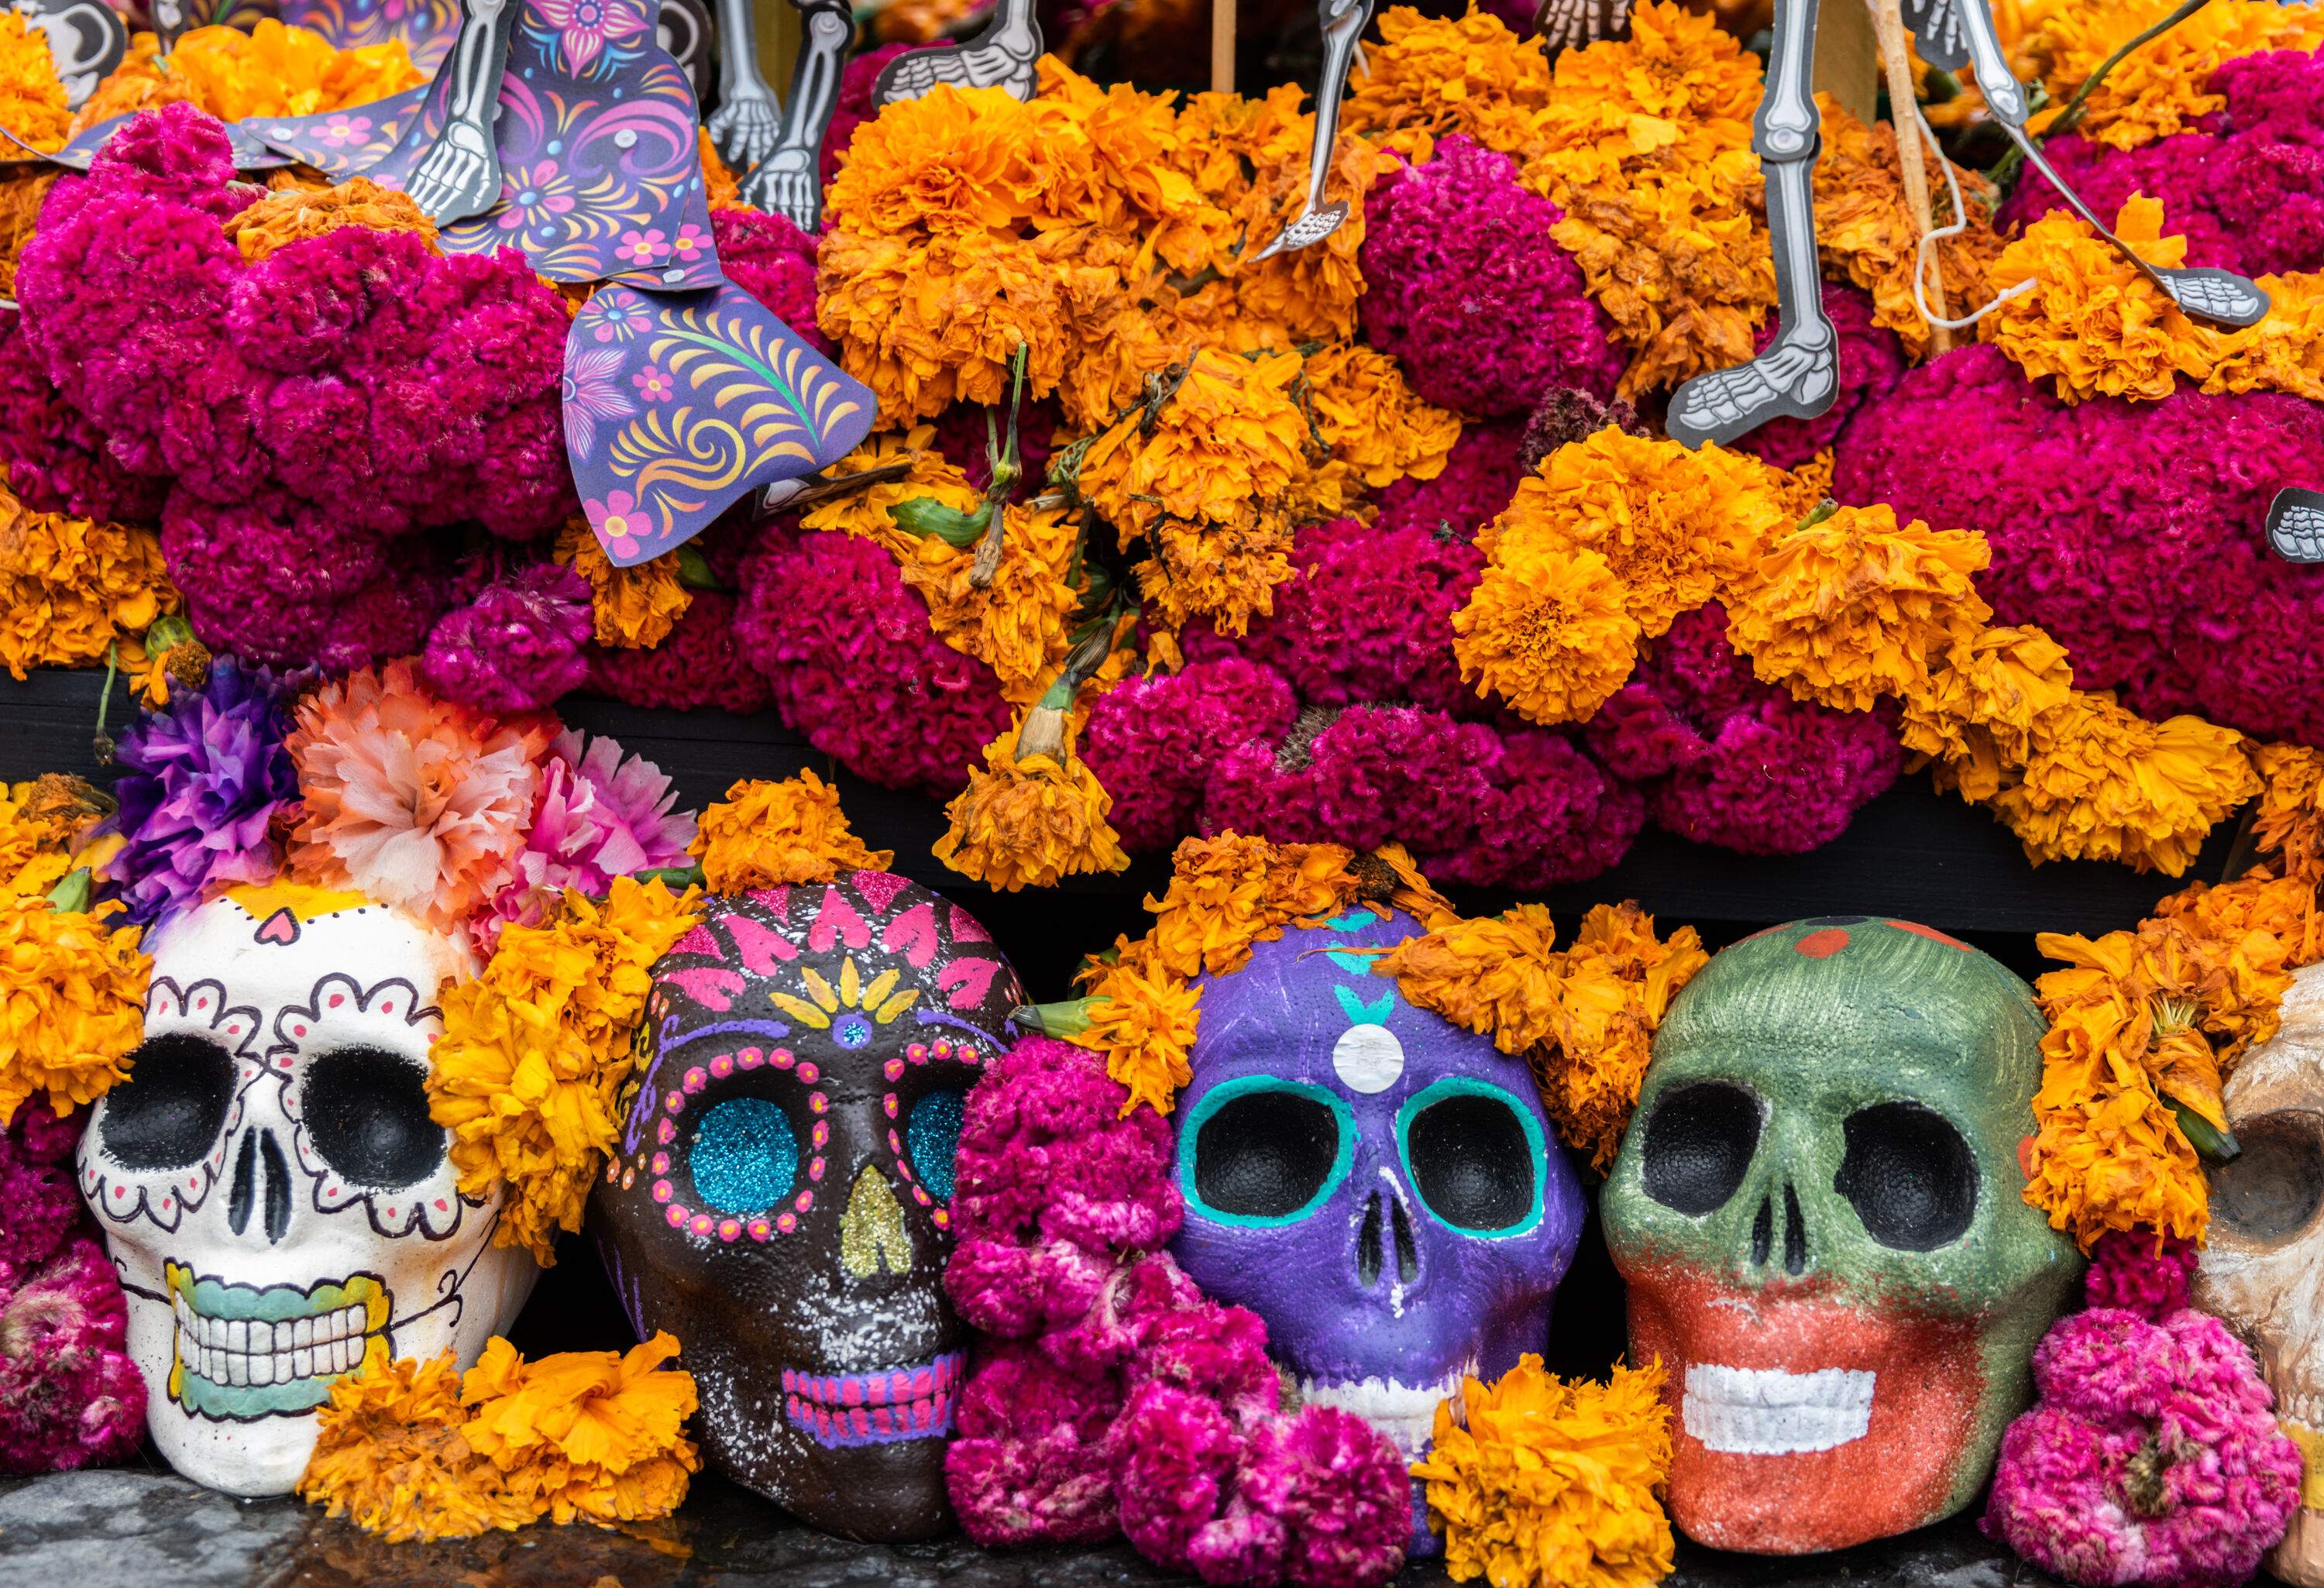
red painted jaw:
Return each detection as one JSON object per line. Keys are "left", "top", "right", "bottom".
{"left": 1628, "top": 1267, "right": 1983, "bottom": 1554}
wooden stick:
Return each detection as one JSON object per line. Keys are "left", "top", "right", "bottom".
{"left": 1864, "top": 0, "right": 1952, "bottom": 351}
{"left": 1212, "top": 0, "right": 1236, "bottom": 93}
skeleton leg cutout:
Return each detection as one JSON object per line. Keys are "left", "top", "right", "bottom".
{"left": 1667, "top": 0, "right": 1835, "bottom": 450}
{"left": 738, "top": 0, "right": 850, "bottom": 232}
{"left": 1251, "top": 0, "right": 1377, "bottom": 260}
{"left": 405, "top": 0, "right": 517, "bottom": 225}
{"left": 870, "top": 0, "right": 1042, "bottom": 105}
{"left": 706, "top": 0, "right": 784, "bottom": 171}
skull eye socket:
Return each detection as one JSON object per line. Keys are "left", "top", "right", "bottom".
{"left": 2209, "top": 1110, "right": 2324, "bottom": 1246}
{"left": 1640, "top": 1081, "right": 1761, "bottom": 1215}
{"left": 1834, "top": 1100, "right": 1978, "bottom": 1250}
{"left": 100, "top": 1033, "right": 235, "bottom": 1170}
{"left": 907, "top": 1088, "right": 967, "bottom": 1204}
{"left": 1397, "top": 1078, "right": 1545, "bottom": 1235}
{"left": 1186, "top": 1077, "right": 1352, "bottom": 1226}
{"left": 690, "top": 1096, "right": 799, "bottom": 1215}
{"left": 301, "top": 1046, "right": 444, "bottom": 1190}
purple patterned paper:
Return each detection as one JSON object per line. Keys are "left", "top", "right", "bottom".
{"left": 51, "top": 108, "right": 294, "bottom": 170}
{"left": 279, "top": 0, "right": 462, "bottom": 74}
{"left": 567, "top": 280, "right": 875, "bottom": 565}
{"left": 240, "top": 83, "right": 429, "bottom": 176}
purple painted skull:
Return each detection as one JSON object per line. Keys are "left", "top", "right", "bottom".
{"left": 588, "top": 873, "right": 1023, "bottom": 1542}
{"left": 1167, "top": 906, "right": 1585, "bottom": 1542}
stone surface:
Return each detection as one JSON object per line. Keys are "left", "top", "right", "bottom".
{"left": 0, "top": 1466, "right": 2064, "bottom": 1588}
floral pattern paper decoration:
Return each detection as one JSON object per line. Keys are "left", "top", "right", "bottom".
{"left": 253, "top": 0, "right": 722, "bottom": 288}
{"left": 568, "top": 281, "right": 874, "bottom": 565}
{"left": 51, "top": 108, "right": 294, "bottom": 169}
{"left": 240, "top": 85, "right": 431, "bottom": 174}
{"left": 278, "top": 0, "right": 463, "bottom": 75}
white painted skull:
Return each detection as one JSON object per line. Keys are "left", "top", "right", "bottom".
{"left": 74, "top": 883, "right": 541, "bottom": 1496}
{"left": 2195, "top": 961, "right": 2324, "bottom": 1586}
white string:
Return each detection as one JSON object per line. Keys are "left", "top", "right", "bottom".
{"left": 1906, "top": 95, "right": 2037, "bottom": 332}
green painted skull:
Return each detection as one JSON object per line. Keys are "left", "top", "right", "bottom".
{"left": 1601, "top": 916, "right": 2083, "bottom": 1554}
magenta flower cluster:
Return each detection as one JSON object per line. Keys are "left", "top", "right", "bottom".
{"left": 1738, "top": 285, "right": 1909, "bottom": 469}
{"left": 0, "top": 1103, "right": 145, "bottom": 1476}
{"left": 944, "top": 1036, "right": 1410, "bottom": 1587}
{"left": 1839, "top": 341, "right": 2324, "bottom": 745}
{"left": 1996, "top": 50, "right": 2324, "bottom": 277}
{"left": 421, "top": 562, "right": 594, "bottom": 713}
{"left": 1080, "top": 510, "right": 1903, "bottom": 884}
{"left": 1985, "top": 1232, "right": 2301, "bottom": 1588}
{"left": 1356, "top": 136, "right": 1625, "bottom": 415}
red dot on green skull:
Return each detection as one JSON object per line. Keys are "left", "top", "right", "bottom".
{"left": 1796, "top": 928, "right": 1851, "bottom": 959}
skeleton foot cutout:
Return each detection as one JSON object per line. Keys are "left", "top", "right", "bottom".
{"left": 739, "top": 0, "right": 851, "bottom": 232}
{"left": 871, "top": 0, "right": 1042, "bottom": 105}
{"left": 2270, "top": 487, "right": 2324, "bottom": 565}
{"left": 403, "top": 0, "right": 516, "bottom": 225}
{"left": 1251, "top": 0, "right": 1375, "bottom": 260}
{"left": 1666, "top": 324, "right": 1838, "bottom": 449}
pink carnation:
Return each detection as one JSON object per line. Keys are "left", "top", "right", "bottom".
{"left": 477, "top": 728, "right": 696, "bottom": 950}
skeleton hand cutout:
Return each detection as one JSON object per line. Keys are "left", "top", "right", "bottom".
{"left": 738, "top": 0, "right": 849, "bottom": 232}
{"left": 407, "top": 0, "right": 517, "bottom": 225}
{"left": 1251, "top": 0, "right": 1377, "bottom": 260}
{"left": 871, "top": 0, "right": 1042, "bottom": 105}
{"left": 706, "top": 0, "right": 784, "bottom": 170}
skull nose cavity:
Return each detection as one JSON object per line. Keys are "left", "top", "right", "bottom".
{"left": 1750, "top": 1195, "right": 1773, "bottom": 1267}
{"left": 1355, "top": 1188, "right": 1421, "bottom": 1288}
{"left": 840, "top": 1164, "right": 913, "bottom": 1279}
{"left": 225, "top": 1129, "right": 294, "bottom": 1245}
{"left": 1783, "top": 1183, "right": 1809, "bottom": 1275}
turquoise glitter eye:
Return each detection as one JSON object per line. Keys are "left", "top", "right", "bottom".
{"left": 690, "top": 1098, "right": 798, "bottom": 1215}
{"left": 907, "top": 1088, "right": 967, "bottom": 1203}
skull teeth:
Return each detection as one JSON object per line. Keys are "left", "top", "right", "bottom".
{"left": 1681, "top": 1363, "right": 1875, "bottom": 1455}
{"left": 173, "top": 1296, "right": 372, "bottom": 1386}
{"left": 781, "top": 1350, "right": 966, "bottom": 1447}
{"left": 1295, "top": 1367, "right": 1472, "bottom": 1459}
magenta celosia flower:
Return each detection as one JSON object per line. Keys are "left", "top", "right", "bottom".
{"left": 584, "top": 590, "right": 773, "bottom": 712}
{"left": 0, "top": 1104, "right": 145, "bottom": 1475}
{"left": 1082, "top": 658, "right": 1296, "bottom": 852}
{"left": 1371, "top": 416, "right": 1528, "bottom": 541}
{"left": 1985, "top": 1236, "right": 2301, "bottom": 1588}
{"left": 1997, "top": 51, "right": 2324, "bottom": 277}
{"left": 6, "top": 103, "right": 573, "bottom": 670}
{"left": 421, "top": 562, "right": 593, "bottom": 713}
{"left": 1739, "top": 284, "right": 1908, "bottom": 469}
{"left": 477, "top": 728, "right": 696, "bottom": 951}
{"left": 713, "top": 208, "right": 834, "bottom": 356}
{"left": 1243, "top": 517, "right": 1483, "bottom": 717}
{"left": 1431, "top": 726, "right": 1646, "bottom": 889}
{"left": 1358, "top": 136, "right": 1625, "bottom": 414}
{"left": 734, "top": 524, "right": 1013, "bottom": 796}
{"left": 1839, "top": 342, "right": 2324, "bottom": 745}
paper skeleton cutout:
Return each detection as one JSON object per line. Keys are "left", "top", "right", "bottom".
{"left": 734, "top": 0, "right": 850, "bottom": 231}
{"left": 244, "top": 0, "right": 874, "bottom": 562}
{"left": 2270, "top": 488, "right": 2324, "bottom": 565}
{"left": 5, "top": 0, "right": 125, "bottom": 106}
{"left": 871, "top": 0, "right": 1042, "bottom": 105}
{"left": 1251, "top": 0, "right": 1375, "bottom": 260}
{"left": 1534, "top": 0, "right": 1629, "bottom": 62}
{"left": 1666, "top": 0, "right": 2273, "bottom": 449}
{"left": 705, "top": 0, "right": 780, "bottom": 170}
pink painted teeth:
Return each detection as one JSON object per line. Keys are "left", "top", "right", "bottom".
{"left": 780, "top": 1351, "right": 965, "bottom": 1447}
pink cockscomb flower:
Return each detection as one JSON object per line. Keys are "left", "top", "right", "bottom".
{"left": 421, "top": 561, "right": 595, "bottom": 714}
{"left": 286, "top": 659, "right": 554, "bottom": 933}
{"left": 477, "top": 729, "right": 696, "bottom": 951}
{"left": 1985, "top": 1235, "right": 2302, "bottom": 1588}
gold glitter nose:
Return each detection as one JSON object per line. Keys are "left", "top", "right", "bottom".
{"left": 840, "top": 1164, "right": 913, "bottom": 1278}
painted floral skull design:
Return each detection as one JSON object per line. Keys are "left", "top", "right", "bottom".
{"left": 1167, "top": 905, "right": 1587, "bottom": 1551}
{"left": 1603, "top": 917, "right": 2082, "bottom": 1554}
{"left": 589, "top": 872, "right": 1023, "bottom": 1542}
{"left": 75, "top": 883, "right": 541, "bottom": 1496}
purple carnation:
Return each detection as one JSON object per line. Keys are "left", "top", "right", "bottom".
{"left": 1838, "top": 342, "right": 2324, "bottom": 744}
{"left": 1082, "top": 658, "right": 1296, "bottom": 852}
{"left": 103, "top": 656, "right": 297, "bottom": 931}
{"left": 421, "top": 562, "right": 593, "bottom": 713}
{"left": 1357, "top": 137, "right": 1625, "bottom": 415}
{"left": 1371, "top": 416, "right": 1528, "bottom": 541}
{"left": 734, "top": 525, "right": 1012, "bottom": 796}
{"left": 1243, "top": 517, "right": 1482, "bottom": 716}
{"left": 1739, "top": 284, "right": 1909, "bottom": 469}
{"left": 1985, "top": 1301, "right": 2300, "bottom": 1587}
{"left": 1997, "top": 51, "right": 2324, "bottom": 278}
{"left": 0, "top": 1104, "right": 145, "bottom": 1476}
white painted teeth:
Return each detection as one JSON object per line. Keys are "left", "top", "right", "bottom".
{"left": 1683, "top": 1363, "right": 1875, "bottom": 1455}
{"left": 172, "top": 1295, "right": 371, "bottom": 1383}
{"left": 1296, "top": 1366, "right": 1472, "bottom": 1459}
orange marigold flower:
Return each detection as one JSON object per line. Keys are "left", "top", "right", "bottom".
{"left": 1377, "top": 904, "right": 1564, "bottom": 1055}
{"left": 1903, "top": 624, "right": 2076, "bottom": 776}
{"left": 1728, "top": 503, "right": 1993, "bottom": 713}
{"left": 459, "top": 1332, "right": 700, "bottom": 1526}
{"left": 2017, "top": 0, "right": 2324, "bottom": 150}
{"left": 1542, "top": 903, "right": 1707, "bottom": 1169}
{"left": 298, "top": 1351, "right": 535, "bottom": 1543}
{"left": 0, "top": 885, "right": 147, "bottom": 1126}
{"left": 1302, "top": 341, "right": 1461, "bottom": 491}
{"left": 0, "top": 12, "right": 70, "bottom": 153}
{"left": 690, "top": 771, "right": 892, "bottom": 894}
{"left": 1412, "top": 1356, "right": 1674, "bottom": 1588}
{"left": 934, "top": 713, "right": 1131, "bottom": 891}
{"left": 166, "top": 19, "right": 424, "bottom": 121}
{"left": 1452, "top": 543, "right": 1641, "bottom": 726}
{"left": 552, "top": 521, "right": 691, "bottom": 650}
{"left": 2254, "top": 742, "right": 2324, "bottom": 888}
{"left": 1070, "top": 950, "right": 1203, "bottom": 1115}
{"left": 1140, "top": 830, "right": 1358, "bottom": 979}
{"left": 1339, "top": 6, "right": 1552, "bottom": 157}
{"left": 222, "top": 174, "right": 438, "bottom": 262}
{"left": 0, "top": 477, "right": 179, "bottom": 681}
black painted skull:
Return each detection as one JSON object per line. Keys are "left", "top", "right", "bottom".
{"left": 589, "top": 873, "right": 1021, "bottom": 1540}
